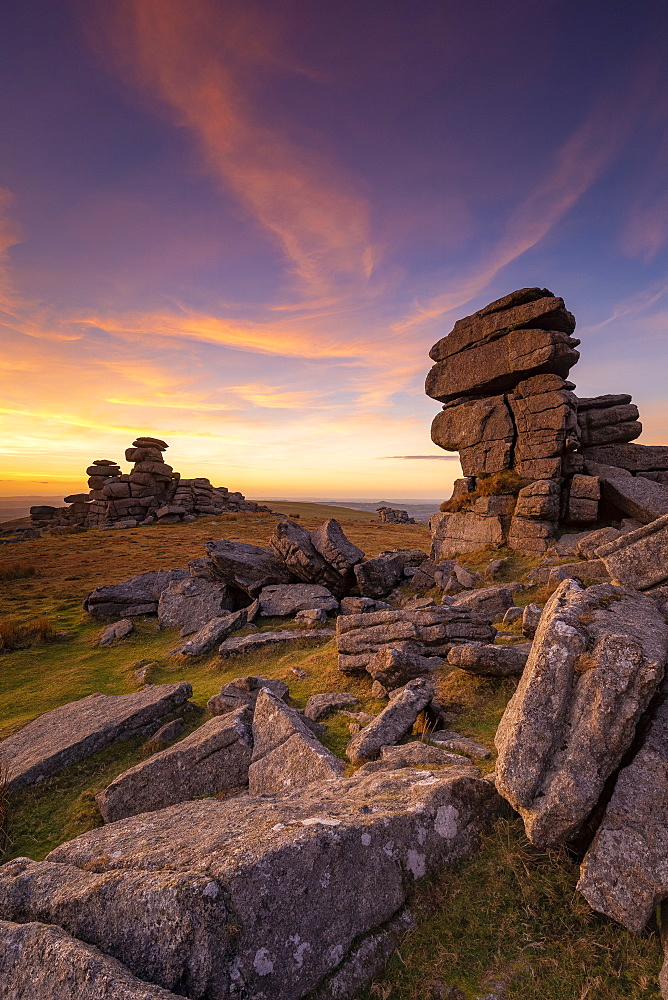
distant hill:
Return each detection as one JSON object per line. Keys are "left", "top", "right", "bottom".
{"left": 0, "top": 496, "right": 64, "bottom": 524}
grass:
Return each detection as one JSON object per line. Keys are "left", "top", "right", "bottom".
{"left": 0, "top": 560, "right": 36, "bottom": 582}
{"left": 364, "top": 818, "right": 662, "bottom": 1000}
{"left": 0, "top": 614, "right": 55, "bottom": 651}
{"left": 0, "top": 503, "right": 660, "bottom": 996}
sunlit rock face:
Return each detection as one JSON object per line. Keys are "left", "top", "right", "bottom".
{"left": 426, "top": 287, "right": 668, "bottom": 555}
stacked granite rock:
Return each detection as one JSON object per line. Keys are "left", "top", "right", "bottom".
{"left": 31, "top": 436, "right": 270, "bottom": 531}
{"left": 377, "top": 507, "right": 416, "bottom": 524}
{"left": 427, "top": 287, "right": 668, "bottom": 555}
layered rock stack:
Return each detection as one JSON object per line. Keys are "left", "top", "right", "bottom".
{"left": 427, "top": 287, "right": 668, "bottom": 555}
{"left": 377, "top": 506, "right": 416, "bottom": 524}
{"left": 30, "top": 436, "right": 270, "bottom": 531}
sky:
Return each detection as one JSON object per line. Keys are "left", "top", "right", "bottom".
{"left": 1, "top": 0, "right": 668, "bottom": 500}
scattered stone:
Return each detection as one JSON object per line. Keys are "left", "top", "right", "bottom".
{"left": 157, "top": 576, "right": 236, "bottom": 634}
{"left": 447, "top": 643, "right": 531, "bottom": 677}
{"left": 366, "top": 645, "right": 441, "bottom": 689}
{"left": 0, "top": 767, "right": 502, "bottom": 1000}
{"left": 98, "top": 618, "right": 134, "bottom": 647}
{"left": 354, "top": 553, "right": 405, "bottom": 598}
{"left": 207, "top": 675, "right": 289, "bottom": 716}
{"left": 0, "top": 919, "right": 184, "bottom": 1000}
{"left": 218, "top": 628, "right": 334, "bottom": 659}
{"left": 295, "top": 607, "right": 328, "bottom": 626}
{"left": 205, "top": 538, "right": 293, "bottom": 596}
{"left": 484, "top": 558, "right": 505, "bottom": 578}
{"left": 578, "top": 679, "right": 668, "bottom": 933}
{"left": 304, "top": 692, "right": 359, "bottom": 721}
{"left": 0, "top": 683, "right": 193, "bottom": 791}
{"left": 291, "top": 666, "right": 308, "bottom": 679}
{"left": 502, "top": 606, "right": 523, "bottom": 624}
{"left": 146, "top": 718, "right": 185, "bottom": 747}
{"left": 169, "top": 607, "right": 250, "bottom": 656}
{"left": 346, "top": 678, "right": 434, "bottom": 763}
{"left": 595, "top": 513, "right": 668, "bottom": 590}
{"left": 452, "top": 584, "right": 514, "bottom": 620}
{"left": 340, "top": 596, "right": 391, "bottom": 615}
{"left": 495, "top": 579, "right": 668, "bottom": 846}
{"left": 379, "top": 741, "right": 465, "bottom": 767}
{"left": 97, "top": 708, "right": 253, "bottom": 822}
{"left": 371, "top": 680, "right": 388, "bottom": 699}
{"left": 258, "top": 583, "right": 338, "bottom": 616}
{"left": 521, "top": 603, "right": 543, "bottom": 638}
{"left": 428, "top": 731, "right": 491, "bottom": 758}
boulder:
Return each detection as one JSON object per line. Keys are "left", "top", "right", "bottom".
{"left": 258, "top": 583, "right": 338, "bottom": 617}
{"left": 379, "top": 742, "right": 465, "bottom": 768}
{"left": 431, "top": 395, "right": 515, "bottom": 476}
{"left": 503, "top": 606, "right": 523, "bottom": 624}
{"left": 429, "top": 731, "right": 491, "bottom": 759}
{"left": 98, "top": 618, "right": 134, "bottom": 647}
{"left": 430, "top": 511, "right": 504, "bottom": 559}
{"left": 295, "top": 608, "right": 328, "bottom": 626}
{"left": 575, "top": 526, "right": 622, "bottom": 559}
{"left": 157, "top": 576, "right": 236, "bottom": 635}
{"left": 310, "top": 518, "right": 365, "bottom": 575}
{"left": 248, "top": 732, "right": 345, "bottom": 795}
{"left": 578, "top": 680, "right": 668, "bottom": 933}
{"left": 366, "top": 646, "right": 440, "bottom": 689}
{"left": 595, "top": 513, "right": 668, "bottom": 590}
{"left": 600, "top": 476, "right": 668, "bottom": 524}
{"left": 447, "top": 643, "right": 531, "bottom": 677}
{"left": 354, "top": 553, "right": 404, "bottom": 598}
{"left": 0, "top": 766, "right": 502, "bottom": 1000}
{"left": 336, "top": 606, "right": 495, "bottom": 675}
{"left": 96, "top": 708, "right": 253, "bottom": 823}
{"left": 0, "top": 684, "right": 192, "bottom": 793}
{"left": 207, "top": 675, "right": 289, "bottom": 716}
{"left": 168, "top": 607, "right": 251, "bottom": 656}
{"left": 304, "top": 692, "right": 359, "bottom": 721}
{"left": 250, "top": 686, "right": 318, "bottom": 762}
{"left": 452, "top": 584, "right": 514, "bottom": 620}
{"left": 219, "top": 629, "right": 334, "bottom": 659}
{"left": 346, "top": 678, "right": 434, "bottom": 763}
{"left": 495, "top": 579, "right": 668, "bottom": 846}
{"left": 521, "top": 603, "right": 543, "bottom": 638}
{"left": 205, "top": 538, "right": 293, "bottom": 596}
{"left": 580, "top": 443, "right": 668, "bottom": 473}
{"left": 0, "top": 919, "right": 184, "bottom": 999}
{"left": 269, "top": 520, "right": 346, "bottom": 595}
{"left": 83, "top": 570, "right": 189, "bottom": 618}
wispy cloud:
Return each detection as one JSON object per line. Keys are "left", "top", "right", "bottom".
{"left": 87, "top": 0, "right": 376, "bottom": 296}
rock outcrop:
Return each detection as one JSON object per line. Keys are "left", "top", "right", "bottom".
{"left": 30, "top": 436, "right": 270, "bottom": 531}
{"left": 494, "top": 579, "right": 668, "bottom": 847}
{"left": 426, "top": 288, "right": 668, "bottom": 555}
{"left": 0, "top": 766, "right": 502, "bottom": 1000}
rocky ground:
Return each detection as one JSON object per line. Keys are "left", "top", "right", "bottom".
{"left": 0, "top": 505, "right": 665, "bottom": 999}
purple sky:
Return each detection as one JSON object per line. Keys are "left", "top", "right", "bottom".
{"left": 1, "top": 0, "right": 667, "bottom": 498}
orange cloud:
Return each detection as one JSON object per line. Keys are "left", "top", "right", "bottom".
{"left": 85, "top": 0, "right": 376, "bottom": 296}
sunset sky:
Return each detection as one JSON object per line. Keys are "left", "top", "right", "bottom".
{"left": 2, "top": 0, "right": 668, "bottom": 500}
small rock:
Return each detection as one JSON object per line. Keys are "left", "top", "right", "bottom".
{"left": 146, "top": 718, "right": 186, "bottom": 747}
{"left": 207, "top": 675, "right": 289, "bottom": 716}
{"left": 98, "top": 618, "right": 134, "bottom": 647}
{"left": 295, "top": 608, "right": 328, "bottom": 626}
{"left": 304, "top": 692, "right": 359, "bottom": 721}
{"left": 371, "top": 680, "right": 388, "bottom": 699}
{"left": 429, "top": 731, "right": 491, "bottom": 759}
{"left": 447, "top": 643, "right": 531, "bottom": 677}
{"left": 291, "top": 666, "right": 308, "bottom": 679}
{"left": 521, "top": 603, "right": 543, "bottom": 638}
{"left": 453, "top": 564, "right": 478, "bottom": 589}
{"left": 346, "top": 677, "right": 434, "bottom": 763}
{"left": 339, "top": 596, "right": 391, "bottom": 615}
{"left": 484, "top": 558, "right": 505, "bottom": 578}
{"left": 502, "top": 606, "right": 523, "bottom": 624}
{"left": 452, "top": 585, "right": 514, "bottom": 620}
{"left": 366, "top": 645, "right": 440, "bottom": 688}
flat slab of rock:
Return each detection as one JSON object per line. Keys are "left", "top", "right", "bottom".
{"left": 452, "top": 585, "right": 514, "bottom": 620}
{"left": 346, "top": 678, "right": 434, "bottom": 763}
{"left": 258, "top": 583, "right": 338, "bottom": 616}
{"left": 304, "top": 692, "right": 359, "bottom": 721}
{"left": 366, "top": 645, "right": 440, "bottom": 688}
{"left": 84, "top": 570, "right": 188, "bottom": 619}
{"left": 600, "top": 476, "right": 668, "bottom": 524}
{"left": 248, "top": 732, "right": 345, "bottom": 794}
{"left": 219, "top": 629, "right": 334, "bottom": 658}
{"left": 207, "top": 675, "right": 289, "bottom": 716}
{"left": 96, "top": 708, "right": 253, "bottom": 823}
{"left": 0, "top": 919, "right": 183, "bottom": 999}
{"left": 447, "top": 643, "right": 531, "bottom": 677}
{"left": 0, "top": 682, "right": 193, "bottom": 792}
{"left": 429, "top": 731, "right": 491, "bottom": 758}
{"left": 495, "top": 579, "right": 668, "bottom": 847}
{"left": 99, "top": 618, "right": 134, "bottom": 646}
{"left": 596, "top": 512, "right": 668, "bottom": 590}
{"left": 205, "top": 538, "right": 293, "bottom": 596}
{"left": 380, "top": 741, "right": 465, "bottom": 767}
{"left": 0, "top": 766, "right": 502, "bottom": 1000}
{"left": 169, "top": 607, "right": 251, "bottom": 656}
{"left": 578, "top": 680, "right": 668, "bottom": 933}
{"left": 157, "top": 576, "right": 236, "bottom": 635}
{"left": 336, "top": 606, "right": 495, "bottom": 674}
